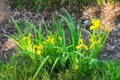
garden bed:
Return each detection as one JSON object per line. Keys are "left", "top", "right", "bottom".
{"left": 0, "top": 0, "right": 120, "bottom": 79}
{"left": 0, "top": 0, "right": 120, "bottom": 60}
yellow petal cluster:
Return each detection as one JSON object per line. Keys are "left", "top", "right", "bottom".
{"left": 89, "top": 36, "right": 99, "bottom": 48}
{"left": 76, "top": 39, "right": 88, "bottom": 51}
{"left": 46, "top": 36, "right": 51, "bottom": 42}
{"left": 46, "top": 36, "right": 55, "bottom": 45}
{"left": 22, "top": 33, "right": 32, "bottom": 44}
{"left": 90, "top": 19, "right": 102, "bottom": 30}
{"left": 34, "top": 44, "right": 43, "bottom": 55}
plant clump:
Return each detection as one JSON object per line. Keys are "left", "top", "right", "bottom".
{"left": 1, "top": 11, "right": 119, "bottom": 80}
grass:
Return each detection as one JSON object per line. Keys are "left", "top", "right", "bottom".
{"left": 0, "top": 10, "right": 120, "bottom": 80}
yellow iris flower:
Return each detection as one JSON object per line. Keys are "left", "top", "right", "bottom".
{"left": 46, "top": 36, "right": 51, "bottom": 42}
{"left": 89, "top": 37, "right": 100, "bottom": 48}
{"left": 34, "top": 44, "right": 43, "bottom": 55}
{"left": 22, "top": 33, "right": 32, "bottom": 44}
{"left": 51, "top": 37, "right": 55, "bottom": 45}
{"left": 76, "top": 39, "right": 88, "bottom": 51}
{"left": 36, "top": 49, "right": 41, "bottom": 55}
{"left": 46, "top": 36, "right": 55, "bottom": 45}
{"left": 90, "top": 19, "right": 102, "bottom": 30}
